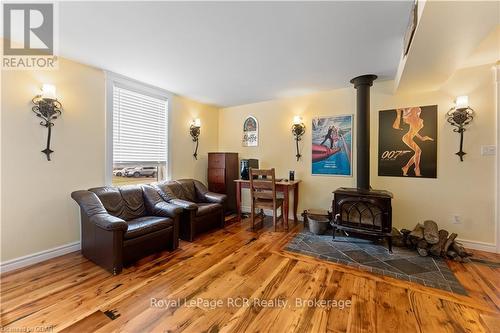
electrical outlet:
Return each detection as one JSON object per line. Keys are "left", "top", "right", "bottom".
{"left": 452, "top": 215, "right": 461, "bottom": 224}
{"left": 481, "top": 145, "right": 496, "bottom": 156}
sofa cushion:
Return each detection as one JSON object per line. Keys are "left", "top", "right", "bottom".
{"left": 89, "top": 185, "right": 146, "bottom": 220}
{"left": 125, "top": 216, "right": 173, "bottom": 240}
{"left": 119, "top": 186, "right": 147, "bottom": 219}
{"left": 196, "top": 203, "right": 222, "bottom": 217}
{"left": 176, "top": 179, "right": 198, "bottom": 202}
{"left": 88, "top": 186, "right": 122, "bottom": 215}
{"left": 154, "top": 181, "right": 180, "bottom": 201}
{"left": 156, "top": 180, "right": 198, "bottom": 202}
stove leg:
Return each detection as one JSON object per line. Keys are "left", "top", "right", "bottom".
{"left": 387, "top": 236, "right": 393, "bottom": 253}
{"left": 332, "top": 227, "right": 337, "bottom": 240}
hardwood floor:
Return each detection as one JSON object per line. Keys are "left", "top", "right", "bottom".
{"left": 1, "top": 217, "right": 499, "bottom": 333}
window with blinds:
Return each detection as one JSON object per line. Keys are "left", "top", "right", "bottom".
{"left": 111, "top": 84, "right": 168, "bottom": 185}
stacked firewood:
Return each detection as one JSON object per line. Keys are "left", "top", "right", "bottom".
{"left": 391, "top": 220, "right": 473, "bottom": 261}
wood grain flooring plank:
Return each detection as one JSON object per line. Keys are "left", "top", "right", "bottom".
{"left": 479, "top": 313, "right": 500, "bottom": 333}
{"left": 346, "top": 277, "right": 376, "bottom": 333}
{"left": 373, "top": 281, "right": 419, "bottom": 333}
{"left": 409, "top": 290, "right": 488, "bottom": 333}
{"left": 59, "top": 310, "right": 112, "bottom": 333}
{"left": 323, "top": 271, "right": 356, "bottom": 333}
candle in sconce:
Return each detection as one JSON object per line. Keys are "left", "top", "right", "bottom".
{"left": 41, "top": 84, "right": 57, "bottom": 100}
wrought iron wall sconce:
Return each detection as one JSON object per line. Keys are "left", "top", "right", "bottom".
{"left": 446, "top": 95, "right": 474, "bottom": 161}
{"left": 292, "top": 116, "right": 306, "bottom": 161}
{"left": 190, "top": 118, "right": 201, "bottom": 159}
{"left": 32, "top": 84, "right": 62, "bottom": 161}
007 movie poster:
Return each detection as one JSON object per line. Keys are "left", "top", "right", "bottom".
{"left": 378, "top": 105, "right": 437, "bottom": 178}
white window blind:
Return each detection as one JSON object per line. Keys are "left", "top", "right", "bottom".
{"left": 113, "top": 85, "right": 168, "bottom": 163}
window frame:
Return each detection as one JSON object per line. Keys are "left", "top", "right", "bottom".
{"left": 105, "top": 71, "right": 173, "bottom": 185}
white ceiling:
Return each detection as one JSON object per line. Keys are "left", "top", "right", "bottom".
{"left": 59, "top": 1, "right": 413, "bottom": 107}
{"left": 395, "top": 0, "right": 499, "bottom": 93}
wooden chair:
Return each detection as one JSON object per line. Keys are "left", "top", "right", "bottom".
{"left": 249, "top": 168, "right": 288, "bottom": 231}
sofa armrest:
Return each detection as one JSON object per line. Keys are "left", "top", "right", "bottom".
{"left": 71, "top": 190, "right": 107, "bottom": 216}
{"left": 170, "top": 199, "right": 198, "bottom": 211}
{"left": 203, "top": 192, "right": 227, "bottom": 204}
{"left": 153, "top": 201, "right": 183, "bottom": 218}
{"left": 90, "top": 213, "right": 128, "bottom": 232}
{"left": 192, "top": 180, "right": 225, "bottom": 204}
{"left": 71, "top": 190, "right": 127, "bottom": 232}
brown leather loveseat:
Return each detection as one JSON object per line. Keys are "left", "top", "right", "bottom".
{"left": 154, "top": 179, "right": 226, "bottom": 241}
{"left": 71, "top": 184, "right": 182, "bottom": 274}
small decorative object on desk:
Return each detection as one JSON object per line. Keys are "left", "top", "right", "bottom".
{"left": 289, "top": 170, "right": 295, "bottom": 181}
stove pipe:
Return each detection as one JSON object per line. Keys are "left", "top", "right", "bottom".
{"left": 350, "top": 74, "right": 377, "bottom": 190}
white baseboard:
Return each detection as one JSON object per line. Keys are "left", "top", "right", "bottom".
{"left": 456, "top": 238, "right": 498, "bottom": 253}
{"left": 0, "top": 242, "right": 81, "bottom": 274}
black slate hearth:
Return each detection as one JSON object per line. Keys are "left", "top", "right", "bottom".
{"left": 285, "top": 229, "right": 467, "bottom": 295}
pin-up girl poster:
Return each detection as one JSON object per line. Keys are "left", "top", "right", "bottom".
{"left": 378, "top": 105, "right": 437, "bottom": 178}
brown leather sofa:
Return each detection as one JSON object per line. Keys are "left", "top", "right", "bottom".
{"left": 71, "top": 184, "right": 182, "bottom": 274}
{"left": 154, "top": 179, "right": 226, "bottom": 241}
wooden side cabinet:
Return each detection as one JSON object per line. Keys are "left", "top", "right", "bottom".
{"left": 208, "top": 152, "right": 239, "bottom": 212}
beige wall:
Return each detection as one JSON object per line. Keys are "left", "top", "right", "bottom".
{"left": 218, "top": 64, "right": 497, "bottom": 245}
{"left": 1, "top": 58, "right": 106, "bottom": 261}
{"left": 1, "top": 59, "right": 219, "bottom": 262}
{"left": 170, "top": 96, "right": 219, "bottom": 183}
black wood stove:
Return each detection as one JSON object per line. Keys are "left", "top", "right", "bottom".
{"left": 331, "top": 75, "right": 394, "bottom": 252}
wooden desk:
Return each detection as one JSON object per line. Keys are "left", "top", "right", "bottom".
{"left": 235, "top": 179, "right": 301, "bottom": 222}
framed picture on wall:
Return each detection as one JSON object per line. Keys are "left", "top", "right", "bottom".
{"left": 242, "top": 116, "right": 258, "bottom": 147}
{"left": 378, "top": 105, "right": 437, "bottom": 178}
{"left": 311, "top": 115, "right": 353, "bottom": 176}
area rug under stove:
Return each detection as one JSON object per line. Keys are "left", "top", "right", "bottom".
{"left": 285, "top": 230, "right": 467, "bottom": 295}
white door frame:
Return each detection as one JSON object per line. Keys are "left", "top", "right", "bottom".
{"left": 495, "top": 64, "right": 500, "bottom": 253}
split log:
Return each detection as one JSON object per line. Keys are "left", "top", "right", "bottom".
{"left": 452, "top": 241, "right": 472, "bottom": 257}
{"left": 400, "top": 229, "right": 411, "bottom": 236}
{"left": 442, "top": 233, "right": 457, "bottom": 256}
{"left": 391, "top": 227, "right": 402, "bottom": 237}
{"left": 423, "top": 220, "right": 439, "bottom": 244}
{"left": 447, "top": 249, "right": 463, "bottom": 262}
{"left": 416, "top": 239, "right": 429, "bottom": 256}
{"left": 409, "top": 223, "right": 424, "bottom": 240}
{"left": 400, "top": 229, "right": 411, "bottom": 245}
{"left": 391, "top": 228, "right": 405, "bottom": 247}
{"left": 405, "top": 237, "right": 414, "bottom": 248}
{"left": 417, "top": 247, "right": 429, "bottom": 256}
{"left": 429, "top": 229, "right": 449, "bottom": 256}
{"left": 447, "top": 250, "right": 458, "bottom": 260}
{"left": 417, "top": 239, "right": 428, "bottom": 249}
